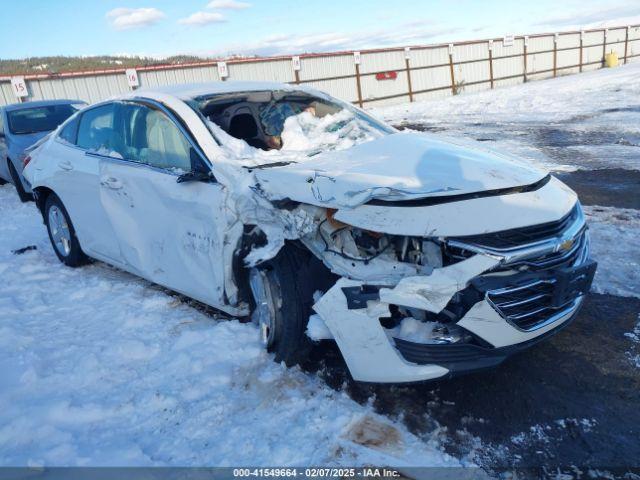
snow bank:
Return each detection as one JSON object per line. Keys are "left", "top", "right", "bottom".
{"left": 625, "top": 315, "right": 640, "bottom": 369}
{"left": 0, "top": 185, "right": 458, "bottom": 467}
{"left": 583, "top": 205, "right": 640, "bottom": 299}
{"left": 376, "top": 62, "right": 640, "bottom": 172}
{"left": 378, "top": 62, "right": 640, "bottom": 127}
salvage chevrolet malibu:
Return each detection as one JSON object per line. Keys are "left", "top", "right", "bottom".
{"left": 23, "top": 82, "right": 597, "bottom": 383}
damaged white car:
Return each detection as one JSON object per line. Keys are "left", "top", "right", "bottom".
{"left": 23, "top": 82, "right": 597, "bottom": 383}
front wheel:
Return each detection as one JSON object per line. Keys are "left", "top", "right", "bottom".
{"left": 44, "top": 193, "right": 87, "bottom": 267}
{"left": 248, "top": 247, "right": 335, "bottom": 366}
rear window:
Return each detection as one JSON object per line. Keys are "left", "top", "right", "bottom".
{"left": 7, "top": 104, "right": 80, "bottom": 135}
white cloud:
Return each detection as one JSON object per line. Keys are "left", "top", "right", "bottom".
{"left": 533, "top": 2, "right": 640, "bottom": 28}
{"left": 178, "top": 11, "right": 227, "bottom": 26}
{"left": 106, "top": 7, "right": 165, "bottom": 30}
{"left": 198, "top": 25, "right": 462, "bottom": 58}
{"left": 206, "top": 0, "right": 251, "bottom": 10}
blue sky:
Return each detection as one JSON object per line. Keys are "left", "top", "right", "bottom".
{"left": 1, "top": 0, "right": 638, "bottom": 59}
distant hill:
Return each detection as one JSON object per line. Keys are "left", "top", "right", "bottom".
{"left": 0, "top": 55, "right": 213, "bottom": 76}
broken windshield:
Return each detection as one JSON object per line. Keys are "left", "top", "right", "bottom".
{"left": 191, "top": 90, "right": 394, "bottom": 159}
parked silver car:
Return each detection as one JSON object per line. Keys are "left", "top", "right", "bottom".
{"left": 0, "top": 99, "right": 85, "bottom": 201}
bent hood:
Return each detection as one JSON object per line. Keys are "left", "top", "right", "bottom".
{"left": 254, "top": 132, "right": 547, "bottom": 208}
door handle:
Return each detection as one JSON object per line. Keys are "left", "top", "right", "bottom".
{"left": 59, "top": 160, "right": 74, "bottom": 171}
{"left": 100, "top": 177, "right": 123, "bottom": 190}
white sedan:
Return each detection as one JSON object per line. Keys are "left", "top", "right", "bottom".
{"left": 23, "top": 82, "right": 596, "bottom": 383}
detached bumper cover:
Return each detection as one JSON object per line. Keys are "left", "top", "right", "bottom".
{"left": 313, "top": 256, "right": 595, "bottom": 383}
{"left": 394, "top": 296, "right": 583, "bottom": 375}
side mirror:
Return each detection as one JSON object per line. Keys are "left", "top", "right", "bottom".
{"left": 177, "top": 147, "right": 215, "bottom": 183}
{"left": 176, "top": 170, "right": 214, "bottom": 184}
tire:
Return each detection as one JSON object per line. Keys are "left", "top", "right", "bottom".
{"left": 249, "top": 246, "right": 336, "bottom": 366}
{"left": 44, "top": 193, "right": 87, "bottom": 267}
{"left": 8, "top": 160, "right": 33, "bottom": 202}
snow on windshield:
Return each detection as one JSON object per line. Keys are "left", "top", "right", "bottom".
{"left": 279, "top": 109, "right": 387, "bottom": 154}
{"left": 201, "top": 94, "right": 390, "bottom": 167}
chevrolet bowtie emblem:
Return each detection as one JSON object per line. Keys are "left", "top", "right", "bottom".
{"left": 559, "top": 239, "right": 574, "bottom": 251}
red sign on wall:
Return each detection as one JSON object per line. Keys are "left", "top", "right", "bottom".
{"left": 375, "top": 71, "right": 398, "bottom": 81}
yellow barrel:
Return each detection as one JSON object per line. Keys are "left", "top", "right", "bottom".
{"left": 605, "top": 51, "right": 619, "bottom": 68}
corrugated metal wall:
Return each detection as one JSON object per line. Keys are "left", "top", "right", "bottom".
{"left": 1, "top": 25, "right": 638, "bottom": 108}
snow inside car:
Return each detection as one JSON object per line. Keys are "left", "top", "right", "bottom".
{"left": 23, "top": 82, "right": 597, "bottom": 383}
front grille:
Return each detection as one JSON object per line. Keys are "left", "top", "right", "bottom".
{"left": 503, "top": 229, "right": 588, "bottom": 271}
{"left": 482, "top": 223, "right": 590, "bottom": 331}
{"left": 443, "top": 203, "right": 592, "bottom": 332}
{"left": 487, "top": 280, "right": 567, "bottom": 331}
{"left": 451, "top": 204, "right": 579, "bottom": 251}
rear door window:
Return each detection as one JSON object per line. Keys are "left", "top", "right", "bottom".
{"left": 76, "top": 104, "right": 122, "bottom": 156}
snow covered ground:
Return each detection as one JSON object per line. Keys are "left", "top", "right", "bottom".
{"left": 377, "top": 62, "right": 640, "bottom": 173}
{"left": 0, "top": 186, "right": 460, "bottom": 467}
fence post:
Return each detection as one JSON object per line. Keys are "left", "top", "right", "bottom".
{"left": 448, "top": 44, "right": 456, "bottom": 95}
{"left": 602, "top": 29, "right": 608, "bottom": 67}
{"left": 553, "top": 33, "right": 558, "bottom": 77}
{"left": 353, "top": 51, "right": 363, "bottom": 107}
{"left": 523, "top": 36, "right": 528, "bottom": 82}
{"left": 579, "top": 31, "right": 584, "bottom": 72}
{"left": 624, "top": 26, "right": 630, "bottom": 64}
{"left": 404, "top": 47, "right": 414, "bottom": 102}
{"left": 488, "top": 40, "right": 495, "bottom": 89}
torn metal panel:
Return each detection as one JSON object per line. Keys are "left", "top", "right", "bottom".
{"left": 379, "top": 254, "right": 501, "bottom": 313}
{"left": 313, "top": 278, "right": 449, "bottom": 383}
{"left": 254, "top": 132, "right": 548, "bottom": 209}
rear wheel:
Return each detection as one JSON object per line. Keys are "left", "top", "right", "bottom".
{"left": 44, "top": 193, "right": 87, "bottom": 267}
{"left": 248, "top": 246, "right": 336, "bottom": 366}
{"left": 8, "top": 160, "right": 32, "bottom": 202}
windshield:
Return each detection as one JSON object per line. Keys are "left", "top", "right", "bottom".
{"left": 191, "top": 90, "right": 394, "bottom": 156}
{"left": 7, "top": 104, "right": 81, "bottom": 135}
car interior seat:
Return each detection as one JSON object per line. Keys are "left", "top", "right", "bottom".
{"left": 228, "top": 113, "right": 268, "bottom": 150}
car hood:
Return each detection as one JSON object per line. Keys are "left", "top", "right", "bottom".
{"left": 254, "top": 132, "right": 548, "bottom": 208}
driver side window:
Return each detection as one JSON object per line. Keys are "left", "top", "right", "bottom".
{"left": 123, "top": 104, "right": 192, "bottom": 172}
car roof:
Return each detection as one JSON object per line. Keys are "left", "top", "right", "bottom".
{"left": 132, "top": 81, "right": 306, "bottom": 101}
{"left": 3, "top": 99, "right": 86, "bottom": 112}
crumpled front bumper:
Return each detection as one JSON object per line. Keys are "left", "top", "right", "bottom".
{"left": 313, "top": 253, "right": 595, "bottom": 383}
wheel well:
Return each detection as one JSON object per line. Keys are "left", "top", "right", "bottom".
{"left": 233, "top": 229, "right": 338, "bottom": 313}
{"left": 33, "top": 186, "right": 55, "bottom": 217}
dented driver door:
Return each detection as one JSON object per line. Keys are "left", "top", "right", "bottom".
{"left": 97, "top": 101, "right": 229, "bottom": 309}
